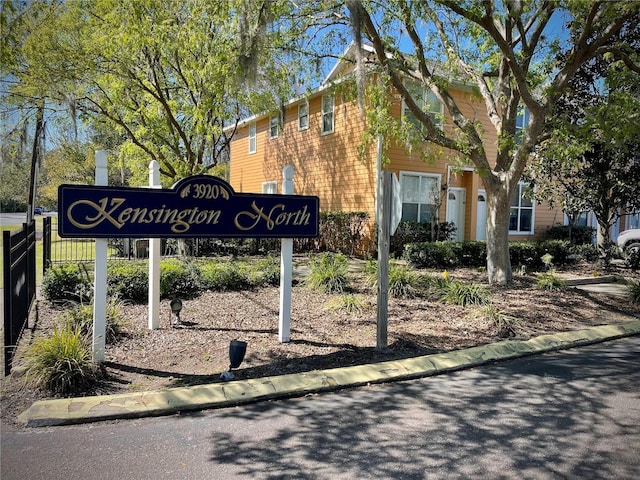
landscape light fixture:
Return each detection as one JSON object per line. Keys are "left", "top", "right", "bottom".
{"left": 170, "top": 298, "right": 183, "bottom": 326}
{"left": 220, "top": 339, "right": 247, "bottom": 381}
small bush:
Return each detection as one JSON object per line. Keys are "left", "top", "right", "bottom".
{"left": 200, "top": 261, "right": 251, "bottom": 291}
{"left": 160, "top": 258, "right": 202, "bottom": 298}
{"left": 439, "top": 281, "right": 490, "bottom": 307}
{"left": 305, "top": 253, "right": 350, "bottom": 293}
{"left": 573, "top": 244, "right": 599, "bottom": 263}
{"left": 476, "top": 304, "right": 522, "bottom": 338}
{"left": 249, "top": 255, "right": 281, "bottom": 287}
{"left": 365, "top": 260, "right": 420, "bottom": 297}
{"left": 536, "top": 270, "right": 567, "bottom": 290}
{"left": 390, "top": 221, "right": 457, "bottom": 256}
{"left": 625, "top": 281, "right": 640, "bottom": 304}
{"left": 325, "top": 293, "right": 366, "bottom": 314}
{"left": 546, "top": 225, "right": 595, "bottom": 245}
{"left": 42, "top": 263, "right": 92, "bottom": 303}
{"left": 65, "top": 297, "right": 126, "bottom": 344}
{"left": 18, "top": 323, "right": 98, "bottom": 394}
{"left": 108, "top": 262, "right": 148, "bottom": 303}
{"left": 403, "top": 242, "right": 460, "bottom": 269}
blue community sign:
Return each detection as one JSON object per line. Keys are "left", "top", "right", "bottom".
{"left": 58, "top": 175, "right": 320, "bottom": 238}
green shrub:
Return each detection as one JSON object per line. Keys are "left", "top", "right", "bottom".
{"left": 18, "top": 323, "right": 98, "bottom": 394}
{"left": 537, "top": 240, "right": 574, "bottom": 266}
{"left": 108, "top": 261, "right": 148, "bottom": 302}
{"left": 365, "top": 260, "right": 420, "bottom": 297}
{"left": 509, "top": 242, "right": 541, "bottom": 269}
{"left": 403, "top": 241, "right": 461, "bottom": 269}
{"left": 625, "top": 281, "right": 640, "bottom": 304}
{"left": 325, "top": 293, "right": 366, "bottom": 314}
{"left": 546, "top": 225, "right": 595, "bottom": 245}
{"left": 42, "top": 263, "right": 92, "bottom": 303}
{"left": 459, "top": 241, "right": 487, "bottom": 268}
{"left": 247, "top": 255, "right": 281, "bottom": 287}
{"left": 160, "top": 258, "right": 201, "bottom": 298}
{"left": 200, "top": 261, "right": 251, "bottom": 291}
{"left": 573, "top": 243, "right": 599, "bottom": 263}
{"left": 536, "top": 270, "right": 567, "bottom": 290}
{"left": 390, "top": 221, "right": 457, "bottom": 256}
{"left": 305, "top": 253, "right": 350, "bottom": 293}
{"left": 439, "top": 281, "right": 490, "bottom": 306}
{"left": 65, "top": 297, "right": 126, "bottom": 344}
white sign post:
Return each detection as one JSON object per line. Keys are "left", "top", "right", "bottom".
{"left": 279, "top": 165, "right": 295, "bottom": 342}
{"left": 148, "top": 160, "right": 161, "bottom": 329}
{"left": 92, "top": 151, "right": 108, "bottom": 362}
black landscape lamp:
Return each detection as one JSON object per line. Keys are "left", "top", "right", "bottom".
{"left": 170, "top": 298, "right": 183, "bottom": 326}
{"left": 221, "top": 339, "right": 247, "bottom": 381}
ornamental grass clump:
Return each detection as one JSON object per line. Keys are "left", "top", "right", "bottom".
{"left": 305, "top": 253, "right": 350, "bottom": 293}
{"left": 476, "top": 303, "right": 522, "bottom": 338}
{"left": 364, "top": 260, "right": 420, "bottom": 298}
{"left": 325, "top": 293, "right": 366, "bottom": 314}
{"left": 439, "top": 281, "right": 491, "bottom": 307}
{"left": 18, "top": 323, "right": 99, "bottom": 394}
{"left": 536, "top": 271, "right": 567, "bottom": 291}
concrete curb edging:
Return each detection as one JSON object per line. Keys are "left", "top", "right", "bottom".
{"left": 18, "top": 320, "right": 640, "bottom": 428}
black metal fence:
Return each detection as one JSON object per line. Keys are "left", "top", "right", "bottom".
{"left": 3, "top": 221, "right": 37, "bottom": 375}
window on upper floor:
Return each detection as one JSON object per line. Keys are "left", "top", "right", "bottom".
{"left": 400, "top": 172, "right": 440, "bottom": 223}
{"left": 402, "top": 80, "right": 444, "bottom": 132}
{"left": 298, "top": 100, "right": 309, "bottom": 131}
{"left": 321, "top": 94, "right": 334, "bottom": 135}
{"left": 249, "top": 122, "right": 257, "bottom": 154}
{"left": 509, "top": 182, "right": 534, "bottom": 234}
{"left": 269, "top": 115, "right": 279, "bottom": 139}
{"left": 515, "top": 107, "right": 530, "bottom": 144}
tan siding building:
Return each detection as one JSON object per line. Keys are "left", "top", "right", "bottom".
{"left": 229, "top": 45, "right": 564, "bottom": 247}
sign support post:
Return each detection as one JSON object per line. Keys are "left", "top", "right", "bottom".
{"left": 279, "top": 166, "right": 294, "bottom": 343}
{"left": 92, "top": 151, "right": 108, "bottom": 362}
{"left": 148, "top": 161, "right": 161, "bottom": 329}
{"left": 377, "top": 171, "right": 392, "bottom": 350}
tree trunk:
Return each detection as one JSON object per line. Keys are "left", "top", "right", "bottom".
{"left": 485, "top": 185, "right": 512, "bottom": 285}
{"left": 596, "top": 219, "right": 613, "bottom": 267}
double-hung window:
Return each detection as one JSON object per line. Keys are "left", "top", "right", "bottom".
{"left": 402, "top": 80, "right": 443, "bottom": 132}
{"left": 298, "top": 101, "right": 309, "bottom": 130}
{"left": 248, "top": 122, "right": 257, "bottom": 154}
{"left": 400, "top": 172, "right": 440, "bottom": 223}
{"left": 269, "top": 115, "right": 279, "bottom": 139}
{"left": 509, "top": 182, "right": 534, "bottom": 233}
{"left": 321, "top": 94, "right": 334, "bottom": 135}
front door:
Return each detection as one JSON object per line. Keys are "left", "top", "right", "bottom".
{"left": 446, "top": 187, "right": 466, "bottom": 241}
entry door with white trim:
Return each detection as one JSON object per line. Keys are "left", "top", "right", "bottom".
{"left": 476, "top": 190, "right": 487, "bottom": 241}
{"left": 446, "top": 187, "right": 466, "bottom": 241}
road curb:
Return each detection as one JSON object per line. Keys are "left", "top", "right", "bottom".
{"left": 18, "top": 320, "right": 640, "bottom": 427}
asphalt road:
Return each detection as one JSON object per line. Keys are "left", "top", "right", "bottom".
{"left": 2, "top": 336, "right": 640, "bottom": 480}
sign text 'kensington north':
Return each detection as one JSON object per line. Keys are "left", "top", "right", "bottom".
{"left": 58, "top": 175, "right": 319, "bottom": 239}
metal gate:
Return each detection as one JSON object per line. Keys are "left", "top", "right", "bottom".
{"left": 3, "top": 221, "right": 37, "bottom": 375}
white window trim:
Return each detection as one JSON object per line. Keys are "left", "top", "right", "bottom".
{"left": 399, "top": 171, "right": 442, "bottom": 223}
{"left": 298, "top": 100, "right": 309, "bottom": 131}
{"left": 248, "top": 122, "right": 257, "bottom": 154}
{"left": 262, "top": 181, "right": 278, "bottom": 194}
{"left": 269, "top": 115, "right": 279, "bottom": 139}
{"left": 321, "top": 94, "right": 334, "bottom": 135}
{"left": 509, "top": 182, "right": 536, "bottom": 235}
